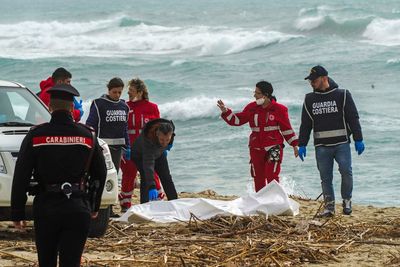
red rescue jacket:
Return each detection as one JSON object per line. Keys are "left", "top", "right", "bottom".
{"left": 39, "top": 77, "right": 82, "bottom": 122}
{"left": 126, "top": 99, "right": 160, "bottom": 144}
{"left": 221, "top": 99, "right": 298, "bottom": 149}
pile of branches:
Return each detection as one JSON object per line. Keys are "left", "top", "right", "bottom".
{"left": 81, "top": 214, "right": 400, "bottom": 267}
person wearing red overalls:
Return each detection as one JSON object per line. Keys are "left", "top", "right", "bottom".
{"left": 217, "top": 81, "right": 299, "bottom": 192}
{"left": 119, "top": 78, "right": 164, "bottom": 211}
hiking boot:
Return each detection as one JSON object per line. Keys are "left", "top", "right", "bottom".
{"left": 316, "top": 209, "right": 335, "bottom": 218}
{"left": 342, "top": 199, "right": 352, "bottom": 215}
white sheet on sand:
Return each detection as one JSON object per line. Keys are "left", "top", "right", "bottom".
{"left": 116, "top": 180, "right": 300, "bottom": 224}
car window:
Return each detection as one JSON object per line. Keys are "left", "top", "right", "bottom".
{"left": 8, "top": 92, "right": 30, "bottom": 120}
{"left": 0, "top": 87, "right": 51, "bottom": 125}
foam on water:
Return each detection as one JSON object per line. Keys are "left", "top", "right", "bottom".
{"left": 0, "top": 16, "right": 301, "bottom": 59}
{"left": 159, "top": 95, "right": 250, "bottom": 121}
{"left": 362, "top": 18, "right": 400, "bottom": 46}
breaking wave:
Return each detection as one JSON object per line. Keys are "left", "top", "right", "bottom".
{"left": 362, "top": 18, "right": 400, "bottom": 46}
{"left": 0, "top": 15, "right": 301, "bottom": 59}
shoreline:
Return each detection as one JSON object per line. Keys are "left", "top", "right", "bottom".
{"left": 0, "top": 190, "right": 399, "bottom": 266}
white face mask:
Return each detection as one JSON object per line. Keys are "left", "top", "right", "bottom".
{"left": 256, "top": 97, "right": 265, "bottom": 105}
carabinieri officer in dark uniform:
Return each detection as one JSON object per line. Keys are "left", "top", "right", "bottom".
{"left": 11, "top": 84, "right": 107, "bottom": 267}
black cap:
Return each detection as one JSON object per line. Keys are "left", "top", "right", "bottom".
{"left": 47, "top": 84, "right": 80, "bottom": 101}
{"left": 304, "top": 65, "right": 328, "bottom": 81}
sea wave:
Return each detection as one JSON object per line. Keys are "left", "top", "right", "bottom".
{"left": 159, "top": 95, "right": 250, "bottom": 121}
{"left": 0, "top": 15, "right": 301, "bottom": 59}
{"left": 387, "top": 58, "right": 400, "bottom": 65}
{"left": 294, "top": 5, "right": 374, "bottom": 36}
{"left": 362, "top": 18, "right": 400, "bottom": 46}
{"left": 295, "top": 15, "right": 374, "bottom": 34}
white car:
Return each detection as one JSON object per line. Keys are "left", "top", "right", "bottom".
{"left": 0, "top": 80, "right": 118, "bottom": 237}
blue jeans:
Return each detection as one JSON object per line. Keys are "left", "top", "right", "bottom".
{"left": 315, "top": 143, "right": 353, "bottom": 206}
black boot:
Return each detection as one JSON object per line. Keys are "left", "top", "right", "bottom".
{"left": 342, "top": 199, "right": 352, "bottom": 215}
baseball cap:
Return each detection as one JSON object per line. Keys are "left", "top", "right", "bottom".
{"left": 47, "top": 84, "right": 80, "bottom": 101}
{"left": 304, "top": 65, "right": 328, "bottom": 81}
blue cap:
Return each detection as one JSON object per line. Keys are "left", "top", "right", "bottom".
{"left": 304, "top": 65, "right": 328, "bottom": 80}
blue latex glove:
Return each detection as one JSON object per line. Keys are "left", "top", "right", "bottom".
{"left": 73, "top": 98, "right": 84, "bottom": 117}
{"left": 354, "top": 140, "right": 365, "bottom": 155}
{"left": 162, "top": 143, "right": 173, "bottom": 157}
{"left": 298, "top": 146, "right": 306, "bottom": 161}
{"left": 73, "top": 98, "right": 82, "bottom": 109}
{"left": 148, "top": 189, "right": 158, "bottom": 201}
{"left": 124, "top": 147, "right": 131, "bottom": 160}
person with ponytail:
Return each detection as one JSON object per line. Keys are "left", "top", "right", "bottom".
{"left": 217, "top": 81, "right": 299, "bottom": 192}
{"left": 119, "top": 78, "right": 165, "bottom": 211}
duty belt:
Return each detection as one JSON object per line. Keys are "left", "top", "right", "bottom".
{"left": 45, "top": 182, "right": 84, "bottom": 199}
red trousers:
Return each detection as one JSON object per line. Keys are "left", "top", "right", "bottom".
{"left": 119, "top": 158, "right": 162, "bottom": 208}
{"left": 249, "top": 146, "right": 283, "bottom": 192}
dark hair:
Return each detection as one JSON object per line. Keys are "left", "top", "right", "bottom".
{"left": 107, "top": 77, "right": 124, "bottom": 90}
{"left": 128, "top": 78, "right": 149, "bottom": 100}
{"left": 157, "top": 122, "right": 174, "bottom": 135}
{"left": 256, "top": 80, "right": 276, "bottom": 101}
{"left": 52, "top": 67, "right": 72, "bottom": 83}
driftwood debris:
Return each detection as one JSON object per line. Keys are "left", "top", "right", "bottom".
{"left": 1, "top": 197, "right": 399, "bottom": 266}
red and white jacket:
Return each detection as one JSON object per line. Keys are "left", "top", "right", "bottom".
{"left": 126, "top": 99, "right": 160, "bottom": 144}
{"left": 39, "top": 77, "right": 82, "bottom": 122}
{"left": 221, "top": 99, "right": 298, "bottom": 150}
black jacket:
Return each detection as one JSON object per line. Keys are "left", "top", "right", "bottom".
{"left": 131, "top": 119, "right": 174, "bottom": 189}
{"left": 11, "top": 110, "right": 107, "bottom": 221}
{"left": 299, "top": 78, "right": 363, "bottom": 147}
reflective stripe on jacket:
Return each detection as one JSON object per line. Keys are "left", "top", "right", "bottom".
{"left": 221, "top": 99, "right": 298, "bottom": 149}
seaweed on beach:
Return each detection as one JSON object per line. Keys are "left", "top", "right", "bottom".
{"left": 78, "top": 209, "right": 400, "bottom": 267}
{"left": 1, "top": 197, "right": 399, "bottom": 267}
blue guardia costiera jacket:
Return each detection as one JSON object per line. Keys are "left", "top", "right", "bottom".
{"left": 299, "top": 79, "right": 363, "bottom": 147}
{"left": 86, "top": 94, "right": 129, "bottom": 147}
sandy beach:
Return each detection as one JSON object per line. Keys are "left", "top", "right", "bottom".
{"left": 0, "top": 190, "right": 399, "bottom": 266}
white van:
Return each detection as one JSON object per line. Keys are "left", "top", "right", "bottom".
{"left": 0, "top": 80, "right": 118, "bottom": 237}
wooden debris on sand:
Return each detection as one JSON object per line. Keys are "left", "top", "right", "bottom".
{"left": 1, "top": 197, "right": 399, "bottom": 266}
{"left": 80, "top": 209, "right": 400, "bottom": 266}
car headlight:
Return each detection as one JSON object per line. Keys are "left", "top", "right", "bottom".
{"left": 100, "top": 142, "right": 114, "bottom": 170}
{"left": 0, "top": 154, "right": 6, "bottom": 174}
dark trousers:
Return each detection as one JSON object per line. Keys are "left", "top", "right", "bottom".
{"left": 109, "top": 146, "right": 123, "bottom": 173}
{"left": 33, "top": 196, "right": 91, "bottom": 267}
{"left": 133, "top": 154, "right": 178, "bottom": 203}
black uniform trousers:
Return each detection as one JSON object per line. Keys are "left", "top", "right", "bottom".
{"left": 109, "top": 145, "right": 123, "bottom": 173}
{"left": 133, "top": 153, "right": 178, "bottom": 203}
{"left": 33, "top": 193, "right": 91, "bottom": 267}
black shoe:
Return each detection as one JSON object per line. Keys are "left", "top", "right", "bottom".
{"left": 316, "top": 209, "right": 335, "bottom": 218}
{"left": 109, "top": 209, "right": 120, "bottom": 218}
{"left": 342, "top": 199, "right": 352, "bottom": 215}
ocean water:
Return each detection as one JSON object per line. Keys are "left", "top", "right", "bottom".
{"left": 1, "top": 0, "right": 399, "bottom": 207}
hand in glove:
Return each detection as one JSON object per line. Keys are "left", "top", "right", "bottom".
{"left": 73, "top": 98, "right": 84, "bottom": 117}
{"left": 298, "top": 146, "right": 306, "bottom": 161}
{"left": 354, "top": 140, "right": 365, "bottom": 155}
{"left": 162, "top": 143, "right": 173, "bottom": 157}
{"left": 124, "top": 147, "right": 131, "bottom": 160}
{"left": 148, "top": 189, "right": 158, "bottom": 201}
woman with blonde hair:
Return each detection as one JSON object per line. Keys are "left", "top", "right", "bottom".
{"left": 119, "top": 78, "right": 164, "bottom": 211}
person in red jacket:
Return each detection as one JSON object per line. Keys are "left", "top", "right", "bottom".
{"left": 39, "top": 67, "right": 83, "bottom": 122}
{"left": 119, "top": 78, "right": 164, "bottom": 211}
{"left": 217, "top": 81, "right": 299, "bottom": 192}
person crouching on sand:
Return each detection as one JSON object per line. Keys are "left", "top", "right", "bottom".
{"left": 217, "top": 81, "right": 299, "bottom": 192}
